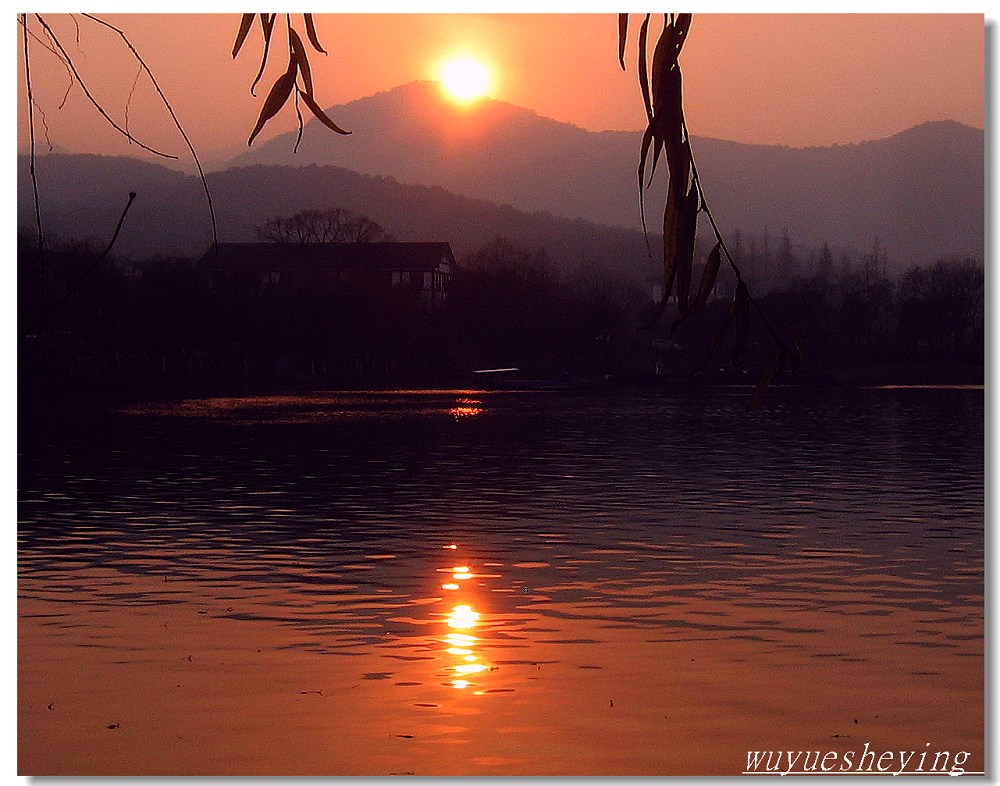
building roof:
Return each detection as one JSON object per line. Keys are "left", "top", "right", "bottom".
{"left": 199, "top": 242, "right": 455, "bottom": 273}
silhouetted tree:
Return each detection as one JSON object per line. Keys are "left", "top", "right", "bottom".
{"left": 818, "top": 241, "right": 834, "bottom": 285}
{"left": 778, "top": 226, "right": 797, "bottom": 280}
{"left": 839, "top": 255, "right": 893, "bottom": 351}
{"left": 897, "top": 257, "right": 983, "bottom": 354}
{"left": 256, "top": 208, "right": 392, "bottom": 245}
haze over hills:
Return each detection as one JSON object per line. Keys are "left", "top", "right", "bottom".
{"left": 226, "top": 81, "right": 984, "bottom": 268}
{"left": 17, "top": 81, "right": 982, "bottom": 275}
{"left": 16, "top": 153, "right": 657, "bottom": 282}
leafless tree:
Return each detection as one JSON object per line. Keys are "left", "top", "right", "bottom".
{"left": 255, "top": 208, "right": 392, "bottom": 245}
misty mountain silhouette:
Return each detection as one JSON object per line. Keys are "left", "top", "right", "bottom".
{"left": 227, "top": 81, "right": 983, "bottom": 266}
{"left": 16, "top": 153, "right": 657, "bottom": 280}
{"left": 18, "top": 81, "right": 981, "bottom": 274}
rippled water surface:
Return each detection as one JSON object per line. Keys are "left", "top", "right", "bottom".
{"left": 18, "top": 387, "right": 984, "bottom": 775}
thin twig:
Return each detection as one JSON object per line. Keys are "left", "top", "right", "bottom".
{"left": 26, "top": 24, "right": 76, "bottom": 110}
{"left": 22, "top": 16, "right": 45, "bottom": 271}
{"left": 684, "top": 120, "right": 789, "bottom": 353}
{"left": 124, "top": 62, "right": 142, "bottom": 144}
{"left": 69, "top": 13, "right": 81, "bottom": 48}
{"left": 293, "top": 88, "right": 304, "bottom": 153}
{"left": 21, "top": 14, "right": 44, "bottom": 399}
{"left": 82, "top": 13, "right": 219, "bottom": 250}
{"left": 30, "top": 192, "right": 138, "bottom": 333}
{"left": 26, "top": 96, "right": 56, "bottom": 152}
{"left": 30, "top": 15, "right": 178, "bottom": 160}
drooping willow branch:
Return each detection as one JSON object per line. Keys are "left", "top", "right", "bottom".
{"left": 232, "top": 13, "right": 350, "bottom": 148}
{"left": 619, "top": 13, "right": 802, "bottom": 405}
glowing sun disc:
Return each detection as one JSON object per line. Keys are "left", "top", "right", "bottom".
{"left": 440, "top": 57, "right": 491, "bottom": 102}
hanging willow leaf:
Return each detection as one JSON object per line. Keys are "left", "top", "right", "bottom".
{"left": 646, "top": 135, "right": 666, "bottom": 189}
{"left": 643, "top": 290, "right": 671, "bottom": 331}
{"left": 653, "top": 66, "right": 685, "bottom": 195}
{"left": 248, "top": 65, "right": 297, "bottom": 146}
{"left": 732, "top": 280, "right": 751, "bottom": 366}
{"left": 669, "top": 13, "right": 692, "bottom": 57}
{"left": 289, "top": 27, "right": 313, "bottom": 96}
{"left": 664, "top": 120, "right": 690, "bottom": 199}
{"left": 293, "top": 90, "right": 304, "bottom": 153}
{"left": 650, "top": 17, "right": 691, "bottom": 203}
{"left": 692, "top": 242, "right": 722, "bottom": 313}
{"left": 775, "top": 317, "right": 806, "bottom": 374}
{"left": 649, "top": 16, "right": 673, "bottom": 93}
{"left": 749, "top": 348, "right": 784, "bottom": 410}
{"left": 657, "top": 180, "right": 698, "bottom": 317}
{"left": 788, "top": 325, "right": 805, "bottom": 373}
{"left": 300, "top": 90, "right": 350, "bottom": 135}
{"left": 637, "top": 125, "right": 655, "bottom": 245}
{"left": 249, "top": 14, "right": 277, "bottom": 97}
{"left": 674, "top": 239, "right": 722, "bottom": 332}
{"left": 671, "top": 239, "right": 715, "bottom": 333}
{"left": 650, "top": 28, "right": 680, "bottom": 132}
{"left": 637, "top": 14, "right": 652, "bottom": 123}
{"left": 645, "top": 100, "right": 680, "bottom": 189}
{"left": 660, "top": 187, "right": 681, "bottom": 301}
{"left": 674, "top": 186, "right": 699, "bottom": 317}
{"left": 232, "top": 13, "right": 254, "bottom": 58}
{"left": 304, "top": 14, "right": 326, "bottom": 54}
{"left": 691, "top": 301, "right": 736, "bottom": 379}
{"left": 618, "top": 13, "right": 629, "bottom": 70}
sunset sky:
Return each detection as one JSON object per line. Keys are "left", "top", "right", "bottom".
{"left": 16, "top": 12, "right": 984, "bottom": 164}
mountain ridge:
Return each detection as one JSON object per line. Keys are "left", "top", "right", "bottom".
{"left": 16, "top": 153, "right": 660, "bottom": 284}
{"left": 17, "top": 81, "right": 982, "bottom": 273}
{"left": 221, "top": 81, "right": 983, "bottom": 266}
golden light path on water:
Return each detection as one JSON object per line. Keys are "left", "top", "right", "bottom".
{"left": 17, "top": 389, "right": 984, "bottom": 775}
{"left": 439, "top": 551, "right": 490, "bottom": 691}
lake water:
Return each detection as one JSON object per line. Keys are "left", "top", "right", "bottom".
{"left": 18, "top": 387, "right": 984, "bottom": 775}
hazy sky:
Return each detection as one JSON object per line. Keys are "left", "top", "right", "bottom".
{"left": 16, "top": 13, "right": 984, "bottom": 162}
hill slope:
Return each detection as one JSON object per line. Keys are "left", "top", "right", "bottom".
{"left": 18, "top": 82, "right": 982, "bottom": 274}
{"left": 16, "top": 153, "right": 656, "bottom": 281}
{"left": 226, "top": 81, "right": 983, "bottom": 268}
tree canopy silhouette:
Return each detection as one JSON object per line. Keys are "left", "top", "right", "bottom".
{"left": 256, "top": 208, "right": 392, "bottom": 245}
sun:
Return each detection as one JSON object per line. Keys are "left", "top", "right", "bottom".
{"left": 438, "top": 56, "right": 492, "bottom": 104}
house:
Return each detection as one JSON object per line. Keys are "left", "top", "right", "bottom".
{"left": 198, "top": 241, "right": 455, "bottom": 309}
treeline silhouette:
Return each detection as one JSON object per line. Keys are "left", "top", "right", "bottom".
{"left": 18, "top": 231, "right": 649, "bottom": 397}
{"left": 18, "top": 228, "right": 982, "bottom": 408}
{"left": 727, "top": 237, "right": 983, "bottom": 385}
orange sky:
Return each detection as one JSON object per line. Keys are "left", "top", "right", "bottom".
{"left": 15, "top": 13, "right": 984, "bottom": 163}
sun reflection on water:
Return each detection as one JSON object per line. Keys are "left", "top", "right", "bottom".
{"left": 448, "top": 397, "right": 484, "bottom": 419}
{"left": 435, "top": 550, "right": 492, "bottom": 690}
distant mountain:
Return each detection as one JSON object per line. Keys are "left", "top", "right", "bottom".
{"left": 225, "top": 81, "right": 984, "bottom": 268}
{"left": 16, "top": 153, "right": 657, "bottom": 283}
{"left": 18, "top": 83, "right": 982, "bottom": 276}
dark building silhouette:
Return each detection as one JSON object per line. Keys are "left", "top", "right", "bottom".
{"left": 198, "top": 241, "right": 455, "bottom": 309}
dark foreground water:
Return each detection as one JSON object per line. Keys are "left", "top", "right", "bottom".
{"left": 18, "top": 386, "right": 984, "bottom": 775}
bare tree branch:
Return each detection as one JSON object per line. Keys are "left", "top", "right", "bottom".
{"left": 81, "top": 13, "right": 219, "bottom": 250}
{"left": 30, "top": 14, "right": 179, "bottom": 160}
{"left": 21, "top": 14, "right": 44, "bottom": 267}
{"left": 29, "top": 192, "right": 138, "bottom": 333}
